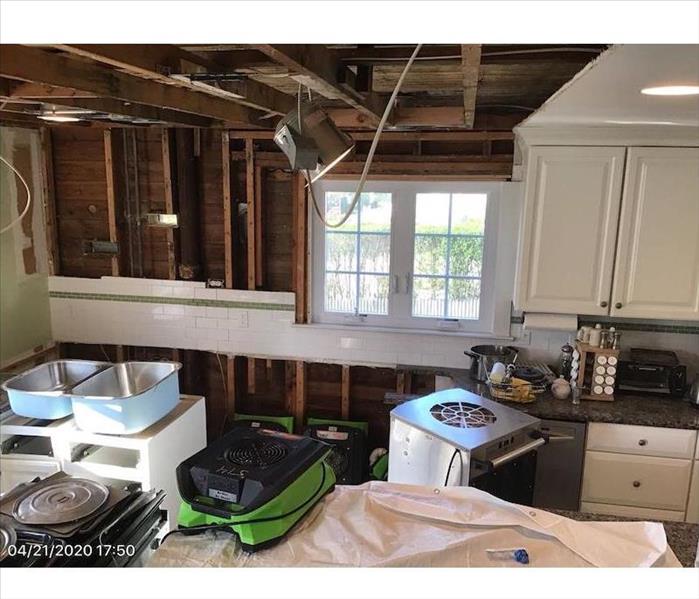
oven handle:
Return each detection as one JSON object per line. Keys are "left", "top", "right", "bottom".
{"left": 488, "top": 437, "right": 547, "bottom": 469}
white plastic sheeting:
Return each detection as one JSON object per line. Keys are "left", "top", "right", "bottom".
{"left": 150, "top": 482, "right": 679, "bottom": 567}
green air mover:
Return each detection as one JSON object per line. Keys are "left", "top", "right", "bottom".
{"left": 233, "top": 413, "right": 295, "bottom": 433}
{"left": 175, "top": 427, "right": 335, "bottom": 552}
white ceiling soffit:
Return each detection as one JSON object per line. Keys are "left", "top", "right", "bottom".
{"left": 519, "top": 44, "right": 699, "bottom": 128}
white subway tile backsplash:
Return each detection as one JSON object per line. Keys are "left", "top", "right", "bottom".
{"left": 195, "top": 317, "right": 219, "bottom": 329}
{"left": 205, "top": 306, "right": 228, "bottom": 319}
{"left": 194, "top": 288, "right": 218, "bottom": 301}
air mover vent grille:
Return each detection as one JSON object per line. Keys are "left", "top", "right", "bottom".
{"left": 430, "top": 401, "right": 497, "bottom": 429}
{"left": 325, "top": 446, "right": 350, "bottom": 478}
{"left": 225, "top": 439, "right": 288, "bottom": 468}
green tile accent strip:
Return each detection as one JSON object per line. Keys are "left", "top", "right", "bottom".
{"left": 49, "top": 291, "right": 295, "bottom": 312}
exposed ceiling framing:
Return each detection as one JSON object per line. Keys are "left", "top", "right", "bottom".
{"left": 0, "top": 43, "right": 606, "bottom": 130}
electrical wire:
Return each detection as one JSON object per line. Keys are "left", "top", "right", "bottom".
{"left": 444, "top": 448, "right": 463, "bottom": 486}
{"left": 305, "top": 43, "right": 423, "bottom": 229}
{"left": 0, "top": 155, "right": 32, "bottom": 235}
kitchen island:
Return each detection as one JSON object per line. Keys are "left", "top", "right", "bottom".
{"left": 549, "top": 509, "right": 698, "bottom": 567}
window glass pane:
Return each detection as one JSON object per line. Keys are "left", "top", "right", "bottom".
{"left": 448, "top": 279, "right": 481, "bottom": 320}
{"left": 326, "top": 233, "right": 357, "bottom": 272}
{"left": 359, "top": 234, "right": 390, "bottom": 273}
{"left": 325, "top": 273, "right": 357, "bottom": 313}
{"left": 359, "top": 193, "right": 392, "bottom": 232}
{"left": 451, "top": 193, "right": 486, "bottom": 234}
{"left": 449, "top": 236, "right": 483, "bottom": 277}
{"left": 415, "top": 193, "right": 450, "bottom": 234}
{"left": 359, "top": 274, "right": 389, "bottom": 315}
{"left": 325, "top": 192, "right": 358, "bottom": 231}
{"left": 412, "top": 276, "right": 446, "bottom": 318}
{"left": 413, "top": 235, "right": 447, "bottom": 276}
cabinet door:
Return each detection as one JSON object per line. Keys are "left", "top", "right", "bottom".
{"left": 686, "top": 462, "right": 699, "bottom": 524}
{"left": 611, "top": 147, "right": 699, "bottom": 320}
{"left": 515, "top": 146, "right": 626, "bottom": 314}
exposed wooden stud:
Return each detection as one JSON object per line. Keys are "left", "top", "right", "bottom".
{"left": 461, "top": 45, "right": 482, "bottom": 128}
{"left": 284, "top": 360, "right": 296, "bottom": 415}
{"left": 103, "top": 129, "right": 120, "bottom": 276}
{"left": 247, "top": 357, "right": 256, "bottom": 395}
{"left": 252, "top": 45, "right": 386, "bottom": 127}
{"left": 245, "top": 138, "right": 256, "bottom": 290}
{"left": 254, "top": 166, "right": 263, "bottom": 288}
{"left": 226, "top": 355, "right": 237, "bottom": 417}
{"left": 39, "top": 128, "right": 59, "bottom": 276}
{"left": 221, "top": 131, "right": 233, "bottom": 288}
{"left": 341, "top": 365, "right": 351, "bottom": 420}
{"left": 161, "top": 129, "right": 177, "bottom": 280}
{"left": 292, "top": 173, "right": 309, "bottom": 324}
{"left": 115, "top": 346, "right": 126, "bottom": 362}
{"left": 0, "top": 45, "right": 262, "bottom": 126}
{"left": 397, "top": 371, "right": 412, "bottom": 395}
{"left": 294, "top": 361, "right": 307, "bottom": 432}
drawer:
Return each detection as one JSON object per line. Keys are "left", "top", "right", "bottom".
{"left": 686, "top": 462, "right": 699, "bottom": 524}
{"left": 582, "top": 451, "right": 692, "bottom": 511}
{"left": 586, "top": 422, "right": 696, "bottom": 459}
{"left": 581, "top": 502, "right": 686, "bottom": 522}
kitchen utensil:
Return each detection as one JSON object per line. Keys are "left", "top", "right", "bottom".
{"left": 464, "top": 345, "right": 519, "bottom": 382}
{"left": 68, "top": 361, "right": 181, "bottom": 434}
{"left": 1, "top": 360, "right": 111, "bottom": 420}
{"left": 689, "top": 375, "right": 699, "bottom": 408}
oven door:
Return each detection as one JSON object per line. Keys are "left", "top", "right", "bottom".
{"left": 469, "top": 437, "right": 545, "bottom": 506}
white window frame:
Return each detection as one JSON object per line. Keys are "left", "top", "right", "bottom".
{"left": 310, "top": 179, "right": 502, "bottom": 335}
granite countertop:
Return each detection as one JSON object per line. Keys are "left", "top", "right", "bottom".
{"left": 548, "top": 509, "right": 698, "bottom": 567}
{"left": 442, "top": 369, "right": 699, "bottom": 430}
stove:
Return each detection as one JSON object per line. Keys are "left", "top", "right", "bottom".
{"left": 388, "top": 388, "right": 545, "bottom": 504}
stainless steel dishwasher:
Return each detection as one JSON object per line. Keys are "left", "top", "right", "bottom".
{"left": 532, "top": 419, "right": 587, "bottom": 511}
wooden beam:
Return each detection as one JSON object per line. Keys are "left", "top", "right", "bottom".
{"left": 0, "top": 45, "right": 262, "bottom": 126}
{"left": 103, "top": 130, "right": 120, "bottom": 276}
{"left": 222, "top": 131, "right": 233, "bottom": 288}
{"left": 226, "top": 355, "right": 236, "bottom": 418}
{"left": 8, "top": 81, "right": 96, "bottom": 98}
{"left": 252, "top": 45, "right": 386, "bottom": 126}
{"left": 40, "top": 97, "right": 218, "bottom": 127}
{"left": 294, "top": 361, "right": 307, "bottom": 432}
{"left": 49, "top": 44, "right": 295, "bottom": 116}
{"left": 254, "top": 166, "right": 263, "bottom": 288}
{"left": 396, "top": 371, "right": 412, "bottom": 395}
{"left": 245, "top": 139, "right": 256, "bottom": 290}
{"left": 292, "top": 173, "right": 309, "bottom": 323}
{"left": 39, "top": 128, "right": 59, "bottom": 276}
{"left": 341, "top": 365, "right": 351, "bottom": 420}
{"left": 247, "top": 357, "right": 256, "bottom": 395}
{"left": 228, "top": 130, "right": 514, "bottom": 142}
{"left": 461, "top": 45, "right": 482, "bottom": 128}
{"left": 161, "top": 129, "right": 177, "bottom": 280}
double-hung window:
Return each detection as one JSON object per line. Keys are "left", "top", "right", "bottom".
{"left": 312, "top": 180, "right": 502, "bottom": 333}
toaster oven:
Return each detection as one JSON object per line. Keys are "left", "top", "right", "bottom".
{"left": 616, "top": 348, "right": 687, "bottom": 398}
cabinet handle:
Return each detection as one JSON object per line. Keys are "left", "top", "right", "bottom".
{"left": 600, "top": 301, "right": 608, "bottom": 308}
{"left": 638, "top": 439, "right": 647, "bottom": 446}
{"left": 633, "top": 481, "right": 641, "bottom": 488}
{"left": 615, "top": 302, "right": 623, "bottom": 309}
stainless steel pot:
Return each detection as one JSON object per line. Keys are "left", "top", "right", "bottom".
{"left": 464, "top": 345, "right": 519, "bottom": 382}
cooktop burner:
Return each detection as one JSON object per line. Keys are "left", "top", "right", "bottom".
{"left": 430, "top": 401, "right": 497, "bottom": 429}
{"left": 12, "top": 478, "right": 109, "bottom": 525}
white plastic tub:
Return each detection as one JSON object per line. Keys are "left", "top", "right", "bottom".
{"left": 69, "top": 361, "right": 181, "bottom": 435}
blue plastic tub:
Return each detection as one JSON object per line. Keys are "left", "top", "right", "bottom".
{"left": 69, "top": 361, "right": 181, "bottom": 435}
{"left": 1, "top": 360, "right": 111, "bottom": 420}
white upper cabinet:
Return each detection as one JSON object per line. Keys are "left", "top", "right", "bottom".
{"left": 611, "top": 147, "right": 699, "bottom": 320}
{"left": 515, "top": 146, "right": 626, "bottom": 315}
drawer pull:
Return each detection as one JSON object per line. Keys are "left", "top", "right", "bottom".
{"left": 638, "top": 439, "right": 647, "bottom": 446}
{"left": 632, "top": 481, "right": 641, "bottom": 488}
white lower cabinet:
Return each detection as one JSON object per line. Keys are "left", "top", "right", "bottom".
{"left": 581, "top": 450, "right": 691, "bottom": 511}
{"left": 581, "top": 423, "right": 698, "bottom": 521}
{"left": 686, "top": 462, "right": 699, "bottom": 524}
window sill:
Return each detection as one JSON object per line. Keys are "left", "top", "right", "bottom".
{"left": 292, "top": 322, "right": 514, "bottom": 341}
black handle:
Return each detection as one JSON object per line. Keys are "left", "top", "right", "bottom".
{"left": 600, "top": 301, "right": 608, "bottom": 308}
{"left": 615, "top": 302, "right": 623, "bottom": 309}
{"left": 638, "top": 439, "right": 647, "bottom": 446}
{"left": 633, "top": 481, "right": 641, "bottom": 488}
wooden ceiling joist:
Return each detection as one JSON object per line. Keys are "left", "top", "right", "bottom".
{"left": 252, "top": 45, "right": 386, "bottom": 127}
{"left": 49, "top": 44, "right": 295, "bottom": 116}
{"left": 0, "top": 45, "right": 263, "bottom": 126}
{"left": 228, "top": 130, "right": 514, "bottom": 142}
{"left": 461, "top": 45, "right": 482, "bottom": 128}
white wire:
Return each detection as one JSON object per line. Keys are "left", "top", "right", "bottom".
{"left": 306, "top": 43, "right": 423, "bottom": 229}
{"left": 0, "top": 155, "right": 32, "bottom": 235}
